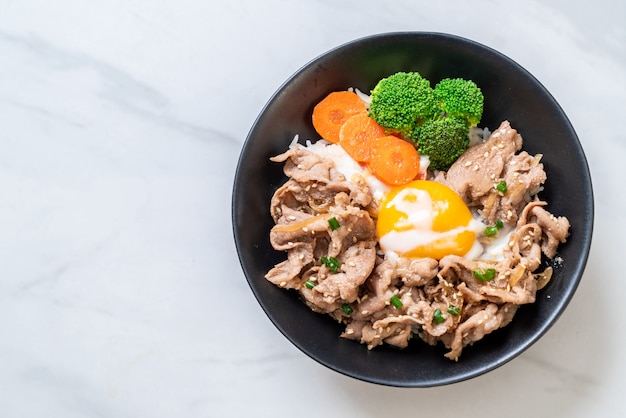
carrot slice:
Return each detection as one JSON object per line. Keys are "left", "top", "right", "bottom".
{"left": 369, "top": 135, "right": 420, "bottom": 186}
{"left": 312, "top": 91, "right": 367, "bottom": 143}
{"left": 339, "top": 114, "right": 387, "bottom": 163}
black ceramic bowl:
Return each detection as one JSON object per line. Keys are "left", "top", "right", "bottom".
{"left": 232, "top": 32, "right": 593, "bottom": 387}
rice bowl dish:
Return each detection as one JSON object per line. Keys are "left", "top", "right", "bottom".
{"left": 232, "top": 32, "right": 592, "bottom": 386}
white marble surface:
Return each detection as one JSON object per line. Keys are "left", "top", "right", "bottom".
{"left": 0, "top": 0, "right": 624, "bottom": 416}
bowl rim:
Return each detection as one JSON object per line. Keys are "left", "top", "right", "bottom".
{"left": 232, "top": 31, "right": 594, "bottom": 387}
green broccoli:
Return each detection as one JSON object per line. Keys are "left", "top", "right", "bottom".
{"left": 369, "top": 72, "right": 438, "bottom": 139}
{"left": 413, "top": 117, "right": 470, "bottom": 171}
{"left": 433, "top": 78, "right": 484, "bottom": 126}
{"left": 367, "top": 72, "right": 484, "bottom": 171}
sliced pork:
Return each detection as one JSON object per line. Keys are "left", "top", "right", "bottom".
{"left": 267, "top": 123, "right": 570, "bottom": 360}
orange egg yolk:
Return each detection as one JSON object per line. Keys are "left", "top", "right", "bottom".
{"left": 376, "top": 180, "right": 476, "bottom": 260}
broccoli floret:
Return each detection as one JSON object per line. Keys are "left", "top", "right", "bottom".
{"left": 413, "top": 117, "right": 470, "bottom": 171}
{"left": 433, "top": 78, "right": 484, "bottom": 126}
{"left": 369, "top": 72, "right": 438, "bottom": 139}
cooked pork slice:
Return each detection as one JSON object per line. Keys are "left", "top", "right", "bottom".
{"left": 349, "top": 256, "right": 439, "bottom": 320}
{"left": 384, "top": 257, "right": 440, "bottom": 287}
{"left": 325, "top": 194, "right": 376, "bottom": 255}
{"left": 271, "top": 146, "right": 372, "bottom": 208}
{"left": 495, "top": 152, "right": 546, "bottom": 224}
{"left": 480, "top": 283, "right": 536, "bottom": 305}
{"left": 313, "top": 240, "right": 377, "bottom": 302}
{"left": 419, "top": 278, "right": 464, "bottom": 337}
{"left": 270, "top": 175, "right": 369, "bottom": 222}
{"left": 270, "top": 146, "right": 337, "bottom": 187}
{"left": 439, "top": 255, "right": 537, "bottom": 306}
{"left": 343, "top": 315, "right": 413, "bottom": 350}
{"left": 300, "top": 281, "right": 341, "bottom": 314}
{"left": 436, "top": 121, "right": 549, "bottom": 225}
{"left": 358, "top": 323, "right": 387, "bottom": 349}
{"left": 265, "top": 244, "right": 315, "bottom": 289}
{"left": 405, "top": 299, "right": 437, "bottom": 325}
{"left": 439, "top": 121, "right": 522, "bottom": 203}
{"left": 269, "top": 213, "right": 328, "bottom": 251}
{"left": 442, "top": 302, "right": 518, "bottom": 361}
{"left": 371, "top": 316, "right": 417, "bottom": 348}
{"left": 382, "top": 325, "right": 414, "bottom": 348}
{"left": 341, "top": 320, "right": 368, "bottom": 341}
{"left": 504, "top": 223, "right": 544, "bottom": 272}
{"left": 267, "top": 146, "right": 378, "bottom": 312}
{"left": 524, "top": 201, "right": 570, "bottom": 258}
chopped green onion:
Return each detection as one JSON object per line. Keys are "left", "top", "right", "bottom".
{"left": 496, "top": 180, "right": 508, "bottom": 193}
{"left": 341, "top": 303, "right": 353, "bottom": 315}
{"left": 304, "top": 280, "right": 316, "bottom": 289}
{"left": 473, "top": 268, "right": 496, "bottom": 282}
{"left": 328, "top": 217, "right": 340, "bottom": 231}
{"left": 433, "top": 308, "right": 445, "bottom": 324}
{"left": 485, "top": 219, "right": 504, "bottom": 236}
{"left": 390, "top": 294, "right": 403, "bottom": 309}
{"left": 320, "top": 256, "right": 340, "bottom": 273}
{"left": 447, "top": 304, "right": 461, "bottom": 316}
{"left": 485, "top": 225, "right": 498, "bottom": 236}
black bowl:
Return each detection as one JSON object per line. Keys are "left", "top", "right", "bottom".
{"left": 232, "top": 32, "right": 593, "bottom": 387}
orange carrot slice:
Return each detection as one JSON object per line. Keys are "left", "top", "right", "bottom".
{"left": 312, "top": 91, "right": 367, "bottom": 143}
{"left": 339, "top": 113, "right": 387, "bottom": 163}
{"left": 369, "top": 135, "right": 420, "bottom": 186}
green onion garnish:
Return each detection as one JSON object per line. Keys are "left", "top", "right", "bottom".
{"left": 496, "top": 180, "right": 508, "bottom": 193}
{"left": 328, "top": 217, "right": 340, "bottom": 231}
{"left": 304, "top": 280, "right": 316, "bottom": 289}
{"left": 485, "top": 225, "right": 498, "bottom": 236}
{"left": 447, "top": 304, "right": 461, "bottom": 316}
{"left": 341, "top": 303, "right": 353, "bottom": 315}
{"left": 485, "top": 219, "right": 504, "bottom": 236}
{"left": 320, "top": 256, "right": 340, "bottom": 273}
{"left": 390, "top": 294, "right": 403, "bottom": 309}
{"left": 433, "top": 308, "right": 445, "bottom": 324}
{"left": 473, "top": 268, "right": 496, "bottom": 282}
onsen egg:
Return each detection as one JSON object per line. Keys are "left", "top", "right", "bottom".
{"left": 377, "top": 180, "right": 482, "bottom": 260}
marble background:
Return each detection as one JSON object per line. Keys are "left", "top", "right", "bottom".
{"left": 1, "top": 0, "right": 624, "bottom": 417}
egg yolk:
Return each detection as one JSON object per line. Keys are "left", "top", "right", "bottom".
{"left": 376, "top": 180, "right": 476, "bottom": 260}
